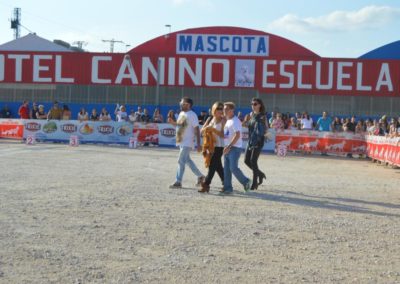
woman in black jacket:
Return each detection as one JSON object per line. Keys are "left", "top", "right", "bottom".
{"left": 244, "top": 98, "right": 267, "bottom": 190}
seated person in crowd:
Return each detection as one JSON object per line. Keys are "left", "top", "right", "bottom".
{"left": 90, "top": 108, "right": 99, "bottom": 121}
{"left": 47, "top": 101, "right": 63, "bottom": 120}
{"left": 167, "top": 110, "right": 176, "bottom": 124}
{"left": 141, "top": 108, "right": 152, "bottom": 123}
{"left": 300, "top": 112, "right": 313, "bottom": 130}
{"left": 0, "top": 105, "right": 12, "bottom": 118}
{"left": 388, "top": 118, "right": 399, "bottom": 137}
{"left": 332, "top": 117, "right": 343, "bottom": 132}
{"left": 36, "top": 105, "right": 47, "bottom": 119}
{"left": 271, "top": 112, "right": 285, "bottom": 130}
{"left": 62, "top": 105, "right": 71, "bottom": 120}
{"left": 355, "top": 120, "right": 365, "bottom": 134}
{"left": 316, "top": 111, "right": 332, "bottom": 132}
{"left": 288, "top": 117, "right": 298, "bottom": 130}
{"left": 114, "top": 105, "right": 128, "bottom": 122}
{"left": 78, "top": 107, "right": 89, "bottom": 122}
{"left": 99, "top": 107, "right": 111, "bottom": 121}
{"left": 129, "top": 110, "right": 136, "bottom": 122}
{"left": 18, "top": 100, "right": 30, "bottom": 119}
{"left": 30, "top": 103, "right": 39, "bottom": 119}
{"left": 152, "top": 108, "right": 163, "bottom": 123}
{"left": 198, "top": 110, "right": 209, "bottom": 125}
{"left": 133, "top": 106, "right": 143, "bottom": 122}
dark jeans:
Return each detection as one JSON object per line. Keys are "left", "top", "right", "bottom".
{"left": 205, "top": 147, "right": 224, "bottom": 185}
{"left": 244, "top": 145, "right": 265, "bottom": 184}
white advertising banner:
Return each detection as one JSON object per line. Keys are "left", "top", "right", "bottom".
{"left": 23, "top": 120, "right": 134, "bottom": 144}
{"left": 20, "top": 120, "right": 276, "bottom": 151}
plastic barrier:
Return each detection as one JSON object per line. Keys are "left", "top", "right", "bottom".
{"left": 23, "top": 120, "right": 133, "bottom": 144}
{"left": 366, "top": 136, "right": 400, "bottom": 167}
{"left": 275, "top": 130, "right": 367, "bottom": 155}
{"left": 3, "top": 118, "right": 398, "bottom": 167}
{"left": 0, "top": 119, "right": 24, "bottom": 139}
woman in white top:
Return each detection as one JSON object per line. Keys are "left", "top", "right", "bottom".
{"left": 77, "top": 107, "right": 88, "bottom": 122}
{"left": 114, "top": 104, "right": 128, "bottom": 122}
{"left": 301, "top": 112, "right": 314, "bottom": 130}
{"left": 198, "top": 102, "right": 225, "bottom": 193}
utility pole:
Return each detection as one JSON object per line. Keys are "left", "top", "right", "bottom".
{"left": 10, "top": 8, "right": 21, "bottom": 39}
{"left": 102, "top": 39, "right": 124, "bottom": 53}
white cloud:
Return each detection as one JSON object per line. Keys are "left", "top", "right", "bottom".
{"left": 268, "top": 5, "right": 400, "bottom": 34}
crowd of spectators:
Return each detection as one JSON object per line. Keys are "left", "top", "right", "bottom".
{"left": 263, "top": 111, "right": 400, "bottom": 137}
{"left": 2, "top": 100, "right": 400, "bottom": 137}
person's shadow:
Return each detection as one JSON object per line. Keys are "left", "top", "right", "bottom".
{"left": 224, "top": 189, "right": 400, "bottom": 218}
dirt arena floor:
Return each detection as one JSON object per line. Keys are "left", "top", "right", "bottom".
{"left": 0, "top": 140, "right": 399, "bottom": 283}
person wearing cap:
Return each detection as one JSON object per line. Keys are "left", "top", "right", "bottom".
{"left": 36, "top": 105, "right": 47, "bottom": 119}
{"left": 30, "top": 103, "right": 39, "bottom": 119}
{"left": 47, "top": 101, "right": 63, "bottom": 120}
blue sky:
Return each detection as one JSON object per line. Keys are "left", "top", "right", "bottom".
{"left": 0, "top": 0, "right": 399, "bottom": 57}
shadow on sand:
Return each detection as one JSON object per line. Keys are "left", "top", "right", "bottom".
{"left": 208, "top": 188, "right": 400, "bottom": 218}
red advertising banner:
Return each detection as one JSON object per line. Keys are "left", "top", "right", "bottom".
{"left": 1, "top": 25, "right": 400, "bottom": 97}
{"left": 0, "top": 119, "right": 24, "bottom": 139}
{"left": 0, "top": 51, "right": 399, "bottom": 97}
{"left": 275, "top": 130, "right": 367, "bottom": 155}
{"left": 133, "top": 122, "right": 159, "bottom": 144}
{"left": 366, "top": 136, "right": 400, "bottom": 167}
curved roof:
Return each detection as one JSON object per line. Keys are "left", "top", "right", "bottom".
{"left": 129, "top": 26, "right": 319, "bottom": 58}
{"left": 359, "top": 40, "right": 400, "bottom": 59}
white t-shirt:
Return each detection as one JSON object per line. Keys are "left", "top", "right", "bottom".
{"left": 301, "top": 118, "right": 313, "bottom": 129}
{"left": 209, "top": 120, "right": 224, "bottom": 147}
{"left": 176, "top": 110, "right": 199, "bottom": 147}
{"left": 116, "top": 111, "right": 128, "bottom": 122}
{"left": 224, "top": 116, "right": 242, "bottom": 148}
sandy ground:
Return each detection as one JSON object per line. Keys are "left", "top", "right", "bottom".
{"left": 0, "top": 140, "right": 399, "bottom": 284}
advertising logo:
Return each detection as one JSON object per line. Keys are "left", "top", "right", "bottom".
{"left": 79, "top": 123, "right": 94, "bottom": 135}
{"left": 61, "top": 124, "right": 77, "bottom": 133}
{"left": 161, "top": 128, "right": 176, "bottom": 138}
{"left": 43, "top": 121, "right": 57, "bottom": 133}
{"left": 116, "top": 125, "right": 132, "bottom": 136}
{"left": 25, "top": 122, "right": 41, "bottom": 132}
{"left": 98, "top": 125, "right": 114, "bottom": 135}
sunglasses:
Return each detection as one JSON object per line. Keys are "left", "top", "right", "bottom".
{"left": 251, "top": 102, "right": 259, "bottom": 106}
{"left": 216, "top": 107, "right": 223, "bottom": 111}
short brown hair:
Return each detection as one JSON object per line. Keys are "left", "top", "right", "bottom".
{"left": 223, "top": 102, "right": 235, "bottom": 110}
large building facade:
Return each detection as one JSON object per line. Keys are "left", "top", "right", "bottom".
{"left": 1, "top": 27, "right": 399, "bottom": 117}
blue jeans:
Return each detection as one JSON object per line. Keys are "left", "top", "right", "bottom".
{"left": 176, "top": 146, "right": 203, "bottom": 183}
{"left": 223, "top": 146, "right": 249, "bottom": 192}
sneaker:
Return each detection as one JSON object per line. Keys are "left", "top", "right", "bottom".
{"left": 169, "top": 182, "right": 182, "bottom": 189}
{"left": 219, "top": 190, "right": 232, "bottom": 195}
{"left": 196, "top": 176, "right": 205, "bottom": 187}
{"left": 244, "top": 179, "right": 252, "bottom": 192}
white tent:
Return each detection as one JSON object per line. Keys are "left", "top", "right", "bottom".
{"left": 0, "top": 33, "right": 72, "bottom": 52}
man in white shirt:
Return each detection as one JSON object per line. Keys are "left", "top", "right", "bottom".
{"left": 170, "top": 97, "right": 205, "bottom": 188}
{"left": 222, "top": 102, "right": 251, "bottom": 194}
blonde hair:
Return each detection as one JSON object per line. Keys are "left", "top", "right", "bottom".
{"left": 223, "top": 102, "right": 235, "bottom": 110}
{"left": 211, "top": 102, "right": 224, "bottom": 116}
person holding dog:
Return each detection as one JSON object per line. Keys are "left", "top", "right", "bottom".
{"left": 199, "top": 102, "right": 225, "bottom": 193}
